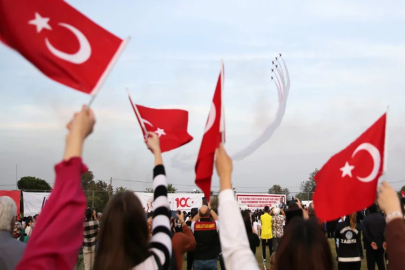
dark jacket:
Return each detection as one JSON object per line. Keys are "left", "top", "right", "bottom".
{"left": 193, "top": 218, "right": 219, "bottom": 260}
{"left": 335, "top": 219, "right": 363, "bottom": 262}
{"left": 362, "top": 213, "right": 386, "bottom": 249}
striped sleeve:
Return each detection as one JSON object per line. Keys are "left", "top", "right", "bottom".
{"left": 149, "top": 165, "right": 171, "bottom": 270}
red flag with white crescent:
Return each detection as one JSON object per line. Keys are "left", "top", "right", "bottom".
{"left": 0, "top": 0, "right": 128, "bottom": 95}
{"left": 195, "top": 66, "right": 225, "bottom": 201}
{"left": 314, "top": 113, "right": 386, "bottom": 222}
{"left": 128, "top": 93, "right": 193, "bottom": 153}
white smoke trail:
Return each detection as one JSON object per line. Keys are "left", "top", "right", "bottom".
{"left": 231, "top": 55, "right": 290, "bottom": 161}
{"left": 171, "top": 55, "right": 291, "bottom": 169}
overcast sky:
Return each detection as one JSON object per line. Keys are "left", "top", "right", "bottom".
{"left": 1, "top": 0, "right": 405, "bottom": 195}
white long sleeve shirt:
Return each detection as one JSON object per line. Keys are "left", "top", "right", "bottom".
{"left": 219, "top": 189, "right": 259, "bottom": 270}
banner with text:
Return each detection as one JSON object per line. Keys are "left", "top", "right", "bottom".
{"left": 135, "top": 192, "right": 204, "bottom": 211}
{"left": 236, "top": 193, "right": 286, "bottom": 210}
{"left": 22, "top": 192, "right": 51, "bottom": 216}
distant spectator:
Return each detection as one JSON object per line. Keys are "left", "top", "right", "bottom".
{"left": 25, "top": 216, "right": 33, "bottom": 237}
{"left": 83, "top": 208, "right": 98, "bottom": 270}
{"left": 335, "top": 213, "right": 363, "bottom": 270}
{"left": 242, "top": 210, "right": 260, "bottom": 255}
{"left": 172, "top": 211, "right": 196, "bottom": 270}
{"left": 0, "top": 196, "right": 26, "bottom": 270}
{"left": 271, "top": 207, "right": 285, "bottom": 252}
{"left": 191, "top": 204, "right": 220, "bottom": 270}
{"left": 186, "top": 208, "right": 198, "bottom": 270}
{"left": 261, "top": 206, "right": 273, "bottom": 263}
{"left": 363, "top": 204, "right": 386, "bottom": 270}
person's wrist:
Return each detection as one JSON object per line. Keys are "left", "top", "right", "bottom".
{"left": 385, "top": 205, "right": 402, "bottom": 216}
{"left": 67, "top": 129, "right": 86, "bottom": 143}
{"left": 385, "top": 211, "right": 403, "bottom": 223}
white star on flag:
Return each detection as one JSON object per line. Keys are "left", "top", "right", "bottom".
{"left": 340, "top": 162, "right": 355, "bottom": 178}
{"left": 155, "top": 128, "right": 166, "bottom": 137}
{"left": 29, "top": 13, "right": 52, "bottom": 33}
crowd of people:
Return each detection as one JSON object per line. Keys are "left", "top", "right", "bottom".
{"left": 0, "top": 106, "right": 405, "bottom": 270}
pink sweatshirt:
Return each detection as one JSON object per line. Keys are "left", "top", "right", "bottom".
{"left": 16, "top": 158, "right": 88, "bottom": 270}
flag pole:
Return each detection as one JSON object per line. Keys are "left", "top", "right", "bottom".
{"left": 127, "top": 88, "right": 148, "bottom": 139}
{"left": 220, "top": 60, "right": 225, "bottom": 143}
{"left": 87, "top": 37, "right": 131, "bottom": 107}
{"left": 383, "top": 106, "right": 389, "bottom": 176}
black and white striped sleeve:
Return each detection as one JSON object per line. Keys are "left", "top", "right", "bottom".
{"left": 150, "top": 165, "right": 172, "bottom": 270}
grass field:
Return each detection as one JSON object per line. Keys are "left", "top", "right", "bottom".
{"left": 182, "top": 238, "right": 372, "bottom": 270}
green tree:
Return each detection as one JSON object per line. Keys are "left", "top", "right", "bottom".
{"left": 80, "top": 171, "right": 109, "bottom": 212}
{"left": 168, "top": 184, "right": 177, "bottom": 193}
{"left": 17, "top": 176, "right": 51, "bottom": 190}
{"left": 296, "top": 168, "right": 318, "bottom": 200}
{"left": 145, "top": 188, "right": 154, "bottom": 193}
{"left": 115, "top": 186, "right": 127, "bottom": 193}
{"left": 268, "top": 185, "right": 290, "bottom": 197}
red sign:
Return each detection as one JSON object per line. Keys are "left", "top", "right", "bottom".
{"left": 236, "top": 193, "right": 286, "bottom": 210}
{"left": 0, "top": 190, "right": 21, "bottom": 215}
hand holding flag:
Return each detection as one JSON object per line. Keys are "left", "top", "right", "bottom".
{"left": 128, "top": 91, "right": 193, "bottom": 153}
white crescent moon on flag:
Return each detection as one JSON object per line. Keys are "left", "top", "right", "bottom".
{"left": 141, "top": 118, "right": 153, "bottom": 127}
{"left": 205, "top": 102, "right": 216, "bottom": 133}
{"left": 45, "top": 23, "right": 91, "bottom": 64}
{"left": 352, "top": 143, "right": 381, "bottom": 182}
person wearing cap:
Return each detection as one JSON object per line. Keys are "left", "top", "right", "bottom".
{"left": 271, "top": 206, "right": 285, "bottom": 252}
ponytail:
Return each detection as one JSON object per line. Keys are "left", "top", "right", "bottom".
{"left": 349, "top": 213, "right": 356, "bottom": 229}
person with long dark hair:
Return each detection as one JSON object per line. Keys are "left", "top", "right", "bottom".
{"left": 275, "top": 218, "right": 333, "bottom": 270}
{"left": 335, "top": 213, "right": 363, "bottom": 270}
{"left": 241, "top": 211, "right": 260, "bottom": 255}
{"left": 94, "top": 132, "right": 171, "bottom": 270}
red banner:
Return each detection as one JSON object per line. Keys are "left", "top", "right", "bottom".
{"left": 0, "top": 190, "right": 21, "bottom": 215}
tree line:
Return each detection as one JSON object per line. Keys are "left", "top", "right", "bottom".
{"left": 16, "top": 168, "right": 405, "bottom": 212}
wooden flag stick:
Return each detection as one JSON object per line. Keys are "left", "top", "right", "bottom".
{"left": 383, "top": 106, "right": 389, "bottom": 175}
{"left": 127, "top": 88, "right": 148, "bottom": 138}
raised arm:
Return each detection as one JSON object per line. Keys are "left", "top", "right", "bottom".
{"left": 208, "top": 203, "right": 219, "bottom": 221}
{"left": 216, "top": 144, "right": 259, "bottom": 270}
{"left": 146, "top": 132, "right": 172, "bottom": 270}
{"left": 16, "top": 105, "right": 95, "bottom": 270}
{"left": 378, "top": 181, "right": 405, "bottom": 270}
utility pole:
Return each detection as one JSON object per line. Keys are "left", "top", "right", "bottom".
{"left": 109, "top": 177, "right": 113, "bottom": 200}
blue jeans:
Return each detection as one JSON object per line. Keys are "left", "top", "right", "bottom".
{"left": 194, "top": 259, "right": 217, "bottom": 270}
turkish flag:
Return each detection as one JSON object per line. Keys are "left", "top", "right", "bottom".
{"left": 195, "top": 69, "right": 224, "bottom": 201}
{"left": 314, "top": 113, "right": 386, "bottom": 222}
{"left": 0, "top": 0, "right": 128, "bottom": 94}
{"left": 401, "top": 191, "right": 405, "bottom": 198}
{"left": 128, "top": 95, "right": 193, "bottom": 153}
